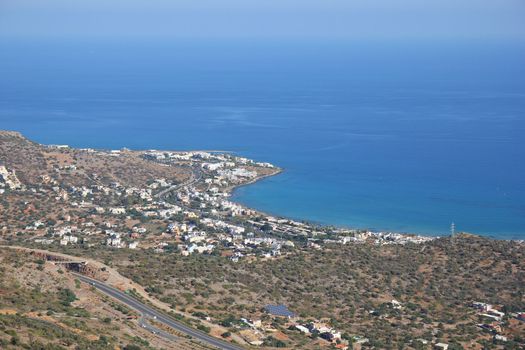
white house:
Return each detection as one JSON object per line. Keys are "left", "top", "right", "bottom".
{"left": 109, "top": 207, "right": 126, "bottom": 215}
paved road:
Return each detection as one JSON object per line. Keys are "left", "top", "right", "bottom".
{"left": 154, "top": 168, "right": 202, "bottom": 200}
{"left": 137, "top": 316, "right": 179, "bottom": 343}
{"left": 74, "top": 274, "right": 244, "bottom": 350}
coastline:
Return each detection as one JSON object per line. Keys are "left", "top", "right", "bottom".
{"left": 226, "top": 166, "right": 437, "bottom": 240}
{"left": 2, "top": 129, "right": 521, "bottom": 242}
{"left": 226, "top": 167, "right": 283, "bottom": 192}
{"left": 227, "top": 166, "right": 524, "bottom": 242}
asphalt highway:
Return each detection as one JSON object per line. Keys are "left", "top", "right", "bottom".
{"left": 74, "top": 274, "right": 244, "bottom": 350}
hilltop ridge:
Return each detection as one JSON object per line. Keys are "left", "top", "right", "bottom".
{"left": 0, "top": 130, "right": 25, "bottom": 138}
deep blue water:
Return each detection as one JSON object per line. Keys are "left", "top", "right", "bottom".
{"left": 1, "top": 39, "right": 524, "bottom": 239}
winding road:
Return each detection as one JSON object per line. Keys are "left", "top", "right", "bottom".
{"left": 74, "top": 274, "right": 244, "bottom": 350}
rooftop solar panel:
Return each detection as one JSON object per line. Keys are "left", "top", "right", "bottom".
{"left": 264, "top": 304, "right": 295, "bottom": 317}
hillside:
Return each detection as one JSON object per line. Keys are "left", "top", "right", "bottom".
{"left": 51, "top": 235, "right": 525, "bottom": 349}
{"left": 0, "top": 247, "right": 219, "bottom": 350}
{"left": 0, "top": 130, "right": 523, "bottom": 349}
{"left": 0, "top": 130, "right": 191, "bottom": 189}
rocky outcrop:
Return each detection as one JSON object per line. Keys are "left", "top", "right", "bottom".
{"left": 0, "top": 130, "right": 25, "bottom": 140}
{"left": 0, "top": 164, "right": 22, "bottom": 190}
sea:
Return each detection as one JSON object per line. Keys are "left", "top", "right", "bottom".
{"left": 1, "top": 38, "right": 524, "bottom": 239}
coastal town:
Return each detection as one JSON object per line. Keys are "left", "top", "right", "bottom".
{"left": 2, "top": 0, "right": 525, "bottom": 348}
{"left": 0, "top": 131, "right": 524, "bottom": 349}
{"left": 2, "top": 141, "right": 435, "bottom": 260}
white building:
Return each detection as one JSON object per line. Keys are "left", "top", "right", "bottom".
{"left": 109, "top": 207, "right": 126, "bottom": 215}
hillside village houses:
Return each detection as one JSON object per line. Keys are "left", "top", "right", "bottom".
{"left": 59, "top": 235, "right": 78, "bottom": 246}
{"left": 109, "top": 207, "right": 126, "bottom": 215}
{"left": 471, "top": 301, "right": 506, "bottom": 321}
{"left": 106, "top": 234, "right": 123, "bottom": 248}
{"left": 5, "top": 147, "right": 438, "bottom": 261}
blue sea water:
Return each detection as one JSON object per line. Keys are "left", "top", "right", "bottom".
{"left": 0, "top": 39, "right": 524, "bottom": 239}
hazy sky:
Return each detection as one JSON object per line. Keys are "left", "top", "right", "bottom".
{"left": 1, "top": 0, "right": 524, "bottom": 40}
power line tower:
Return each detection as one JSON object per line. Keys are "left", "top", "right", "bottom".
{"left": 450, "top": 222, "right": 455, "bottom": 237}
